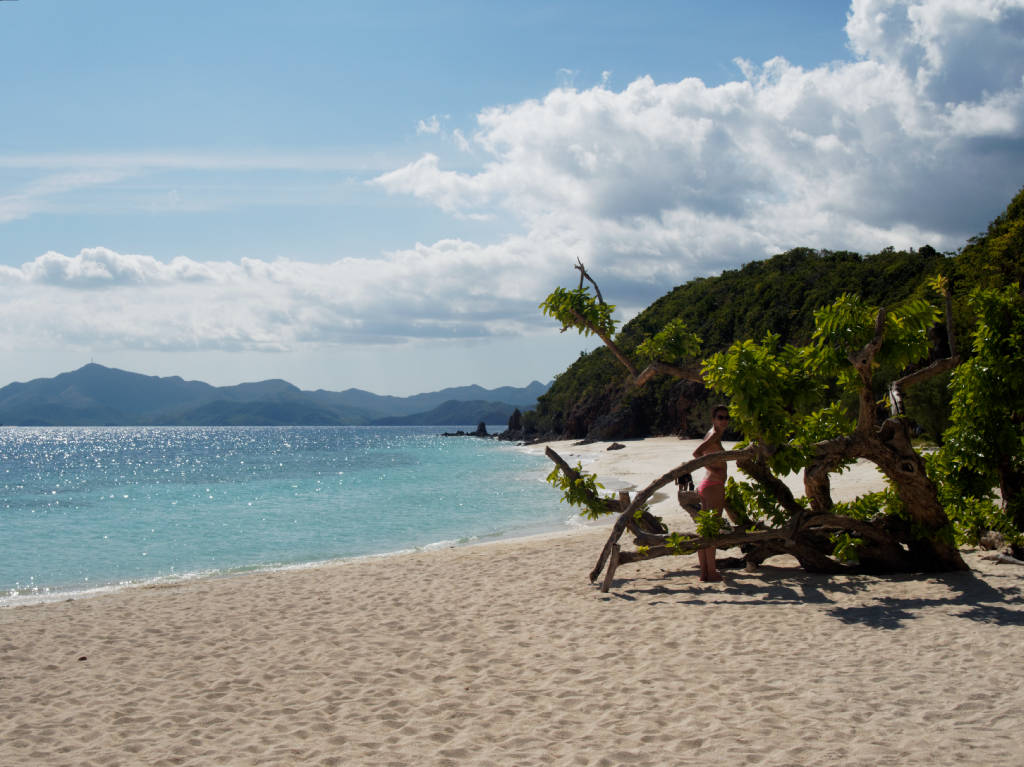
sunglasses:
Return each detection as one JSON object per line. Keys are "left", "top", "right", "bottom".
{"left": 714, "top": 415, "right": 730, "bottom": 421}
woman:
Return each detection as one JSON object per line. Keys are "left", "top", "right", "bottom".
{"left": 692, "top": 405, "right": 730, "bottom": 582}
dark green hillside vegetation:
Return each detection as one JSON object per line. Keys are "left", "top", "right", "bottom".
{"left": 527, "top": 246, "right": 947, "bottom": 441}
{"left": 902, "top": 186, "right": 1024, "bottom": 442}
{"left": 951, "top": 186, "right": 1024, "bottom": 291}
{"left": 537, "top": 186, "right": 1024, "bottom": 588}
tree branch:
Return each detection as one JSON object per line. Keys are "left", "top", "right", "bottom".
{"left": 568, "top": 307, "right": 640, "bottom": 378}
{"left": 889, "top": 285, "right": 959, "bottom": 416}
{"left": 570, "top": 262, "right": 703, "bottom": 387}
{"left": 585, "top": 445, "right": 762, "bottom": 582}
{"left": 543, "top": 446, "right": 620, "bottom": 515}
{"left": 575, "top": 258, "right": 606, "bottom": 307}
{"left": 634, "top": 361, "right": 704, "bottom": 386}
{"left": 849, "top": 308, "right": 887, "bottom": 433}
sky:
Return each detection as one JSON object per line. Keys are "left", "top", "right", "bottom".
{"left": 1, "top": 0, "right": 1022, "bottom": 395}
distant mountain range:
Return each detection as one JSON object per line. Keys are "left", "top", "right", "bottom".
{"left": 0, "top": 364, "right": 549, "bottom": 427}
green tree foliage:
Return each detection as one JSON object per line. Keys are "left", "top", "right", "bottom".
{"left": 635, "top": 318, "right": 702, "bottom": 365}
{"left": 952, "top": 186, "right": 1024, "bottom": 292}
{"left": 539, "top": 286, "right": 618, "bottom": 338}
{"left": 545, "top": 462, "right": 616, "bottom": 520}
{"left": 545, "top": 281, "right": 968, "bottom": 575}
{"left": 702, "top": 294, "right": 938, "bottom": 478}
{"left": 811, "top": 295, "right": 938, "bottom": 382}
{"left": 932, "top": 284, "right": 1024, "bottom": 542}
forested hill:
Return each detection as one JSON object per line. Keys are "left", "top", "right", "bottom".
{"left": 526, "top": 247, "right": 946, "bottom": 441}
{"left": 525, "top": 185, "right": 1024, "bottom": 443}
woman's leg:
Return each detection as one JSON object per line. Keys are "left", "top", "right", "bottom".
{"left": 698, "top": 483, "right": 726, "bottom": 581}
{"left": 703, "top": 545, "right": 721, "bottom": 581}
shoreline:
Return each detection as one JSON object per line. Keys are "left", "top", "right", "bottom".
{"left": 0, "top": 436, "right": 723, "bottom": 609}
{"left": 3, "top": 436, "right": 1023, "bottom": 766}
{"left": 2, "top": 435, "right": 887, "bottom": 609}
{"left": 0, "top": 430, "right": 574, "bottom": 609}
{"left": 0, "top": 521, "right": 604, "bottom": 610}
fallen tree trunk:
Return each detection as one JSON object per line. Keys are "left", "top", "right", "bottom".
{"left": 546, "top": 429, "right": 967, "bottom": 591}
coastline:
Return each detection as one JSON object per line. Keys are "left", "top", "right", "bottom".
{"left": 0, "top": 427, "right": 571, "bottom": 609}
{"left": 3, "top": 437, "right": 1023, "bottom": 766}
{"left": 0, "top": 435, "right": 816, "bottom": 609}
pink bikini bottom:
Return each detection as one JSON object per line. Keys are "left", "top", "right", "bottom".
{"left": 698, "top": 477, "right": 724, "bottom": 495}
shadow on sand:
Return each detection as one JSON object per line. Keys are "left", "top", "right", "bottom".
{"left": 600, "top": 557, "right": 1024, "bottom": 629}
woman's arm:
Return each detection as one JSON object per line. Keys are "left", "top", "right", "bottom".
{"left": 693, "top": 429, "right": 720, "bottom": 458}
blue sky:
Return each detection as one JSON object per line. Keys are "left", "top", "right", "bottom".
{"left": 2, "top": 0, "right": 1022, "bottom": 394}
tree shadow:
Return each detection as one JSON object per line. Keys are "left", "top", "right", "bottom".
{"left": 829, "top": 570, "right": 1024, "bottom": 628}
{"left": 611, "top": 562, "right": 1024, "bottom": 629}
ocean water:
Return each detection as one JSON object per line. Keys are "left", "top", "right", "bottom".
{"left": 0, "top": 426, "right": 572, "bottom": 607}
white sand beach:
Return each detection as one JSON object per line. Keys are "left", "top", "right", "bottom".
{"left": 2, "top": 437, "right": 1023, "bottom": 766}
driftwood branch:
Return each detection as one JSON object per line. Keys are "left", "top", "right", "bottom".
{"left": 544, "top": 446, "right": 667, "bottom": 535}
{"left": 585, "top": 445, "right": 762, "bottom": 583}
{"left": 618, "top": 529, "right": 787, "bottom": 566}
{"left": 543, "top": 446, "right": 620, "bottom": 515}
{"left": 582, "top": 424, "right": 967, "bottom": 587}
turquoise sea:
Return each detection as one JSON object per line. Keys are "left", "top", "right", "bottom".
{"left": 0, "top": 426, "right": 571, "bottom": 607}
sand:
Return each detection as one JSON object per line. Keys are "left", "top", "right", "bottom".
{"left": 2, "top": 437, "right": 1023, "bottom": 766}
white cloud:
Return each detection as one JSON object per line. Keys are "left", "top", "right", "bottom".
{"left": 0, "top": 243, "right": 567, "bottom": 354}
{"left": 4, "top": 0, "right": 1023, "bottom": 362}
{"left": 373, "top": 0, "right": 1023, "bottom": 297}
{"left": 0, "top": 151, "right": 399, "bottom": 223}
{"left": 0, "top": 169, "right": 133, "bottom": 223}
{"left": 847, "top": 0, "right": 1024, "bottom": 104}
{"left": 370, "top": 153, "right": 496, "bottom": 217}
{"left": 416, "top": 115, "right": 443, "bottom": 135}
{"left": 451, "top": 128, "right": 471, "bottom": 153}
{"left": 3, "top": 248, "right": 221, "bottom": 288}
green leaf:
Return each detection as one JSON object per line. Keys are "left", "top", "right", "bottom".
{"left": 829, "top": 532, "right": 864, "bottom": 563}
{"left": 540, "top": 286, "right": 618, "bottom": 338}
{"left": 636, "top": 318, "right": 702, "bottom": 365}
{"left": 545, "top": 462, "right": 616, "bottom": 520}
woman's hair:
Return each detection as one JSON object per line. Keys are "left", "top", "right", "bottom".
{"left": 712, "top": 404, "right": 729, "bottom": 418}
